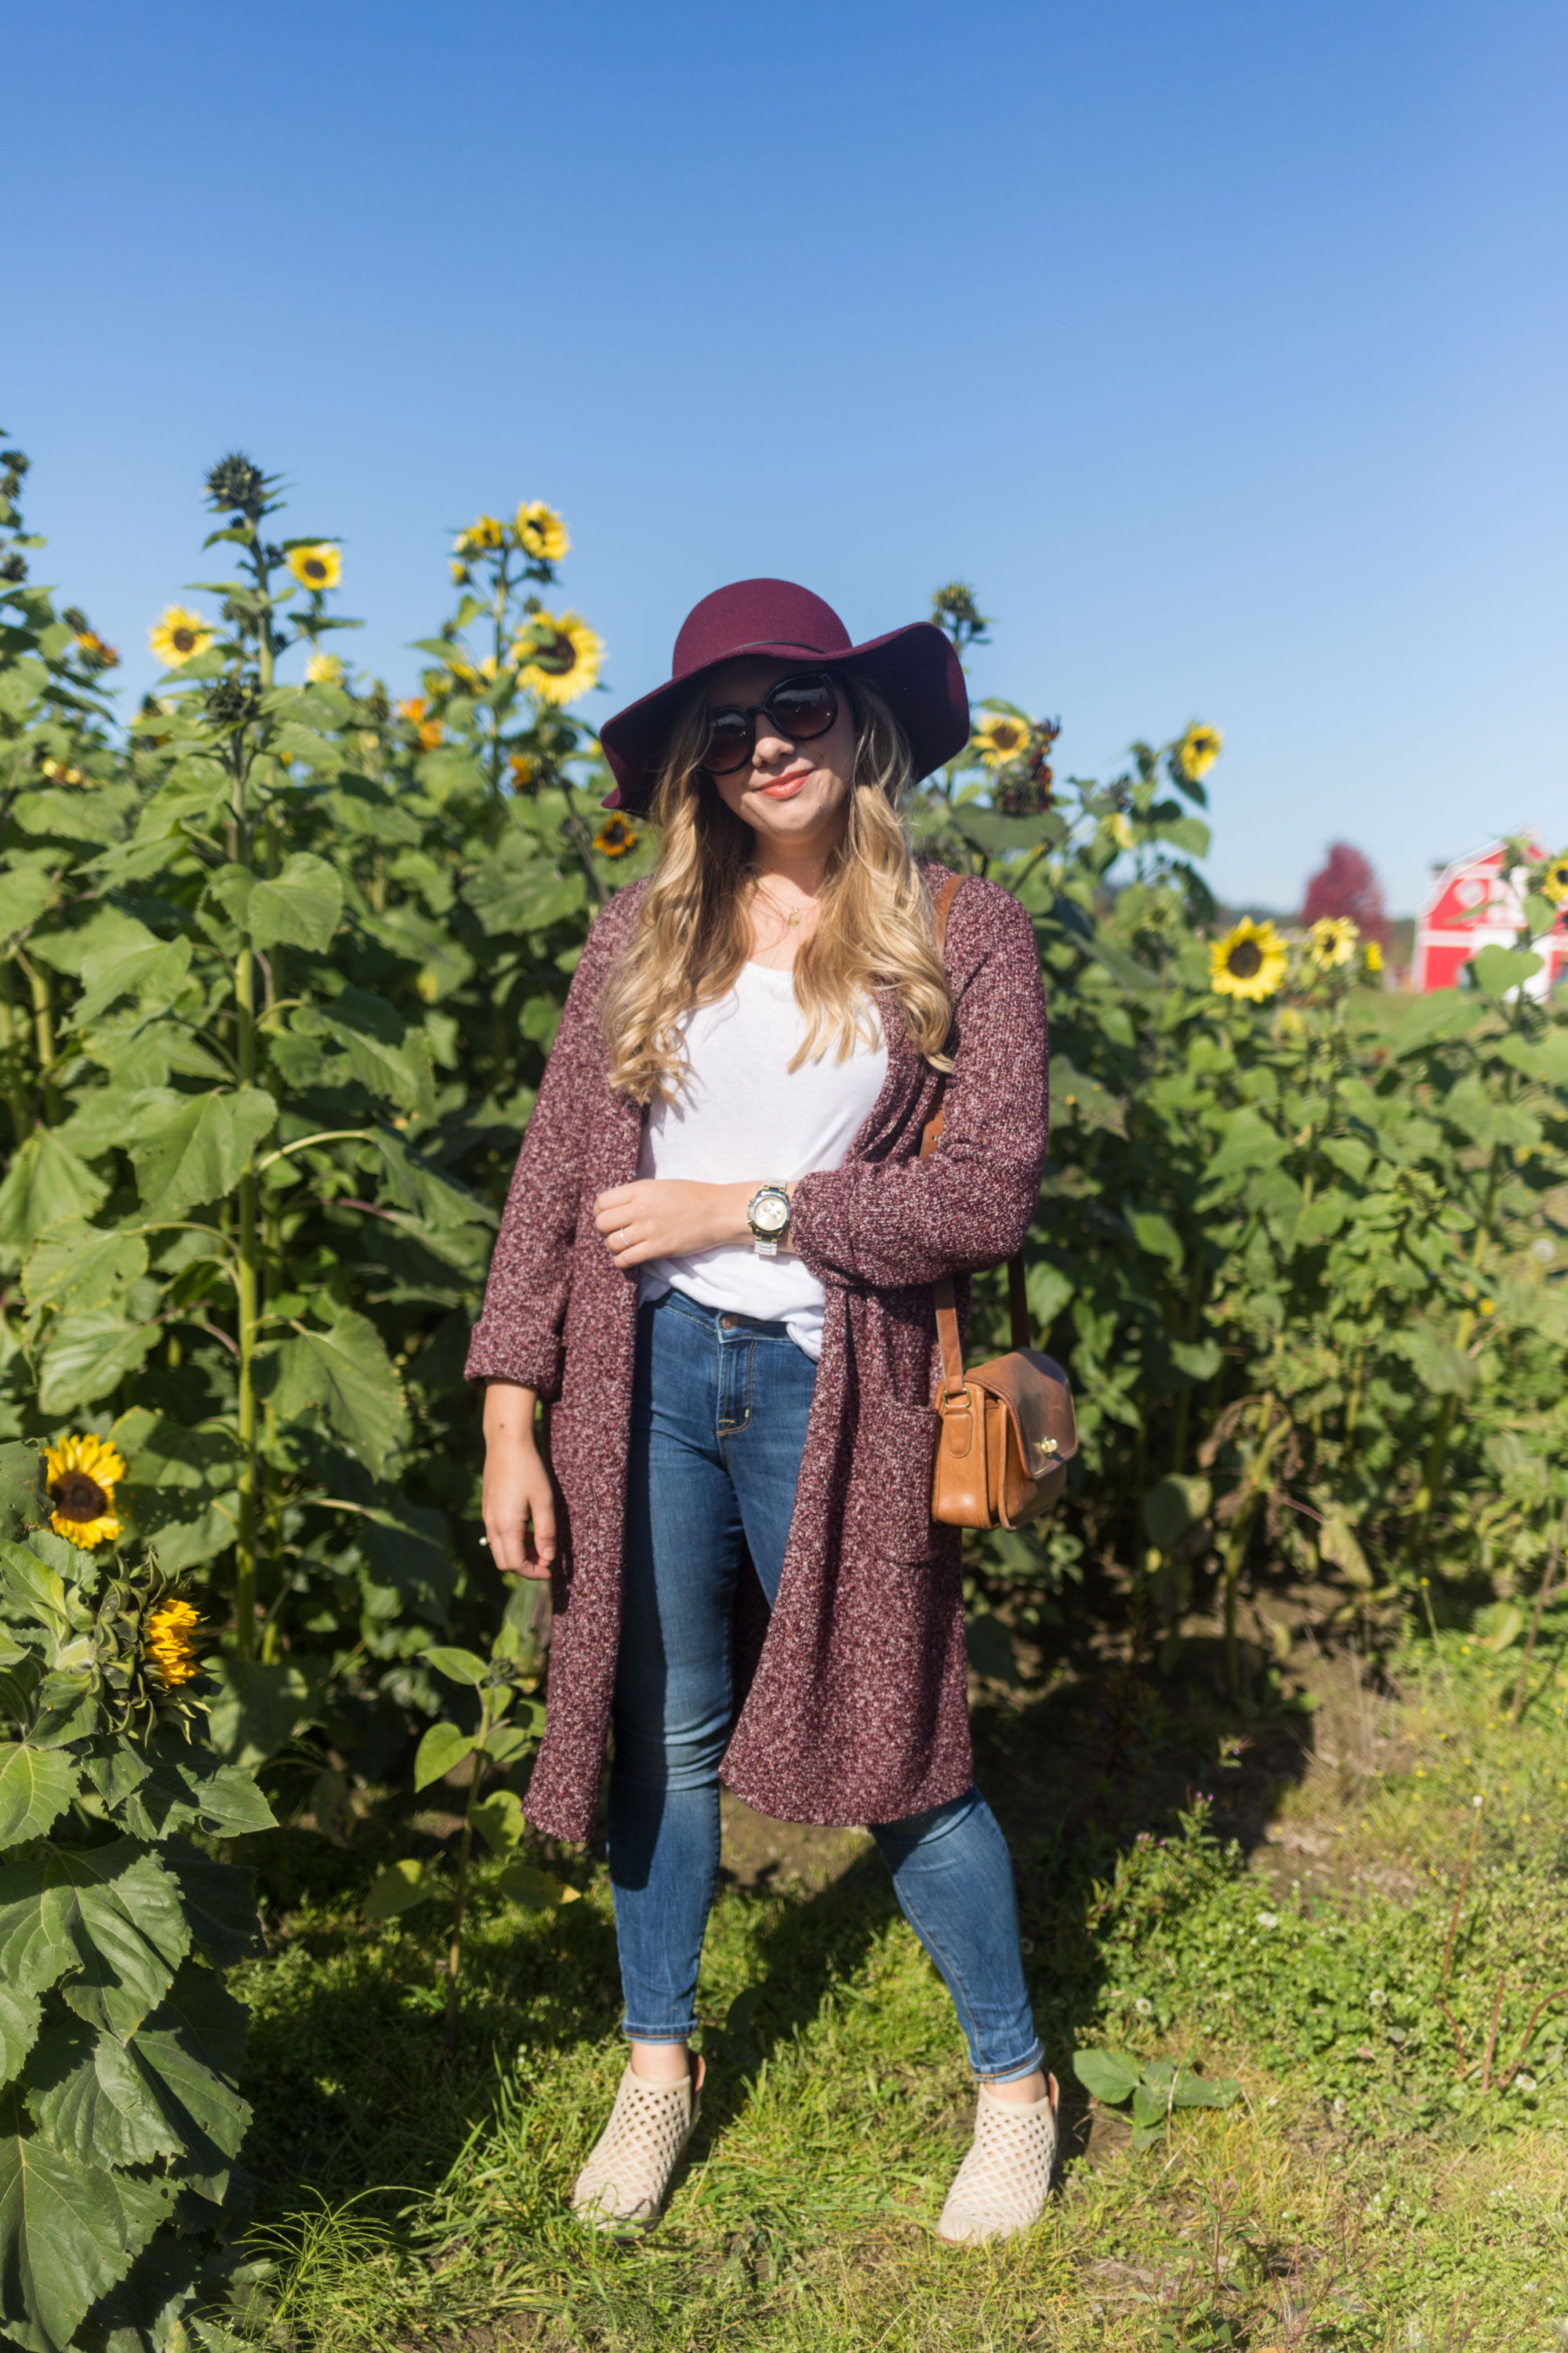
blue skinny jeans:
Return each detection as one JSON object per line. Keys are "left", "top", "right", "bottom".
{"left": 606, "top": 1288, "right": 1043, "bottom": 2083}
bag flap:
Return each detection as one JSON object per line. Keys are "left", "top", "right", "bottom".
{"left": 966, "top": 1350, "right": 1078, "bottom": 1471}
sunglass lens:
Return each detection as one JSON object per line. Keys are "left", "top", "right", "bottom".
{"left": 768, "top": 678, "right": 836, "bottom": 739}
{"left": 704, "top": 710, "right": 753, "bottom": 773}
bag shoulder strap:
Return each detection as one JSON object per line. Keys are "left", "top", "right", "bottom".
{"left": 919, "top": 872, "right": 1031, "bottom": 1402}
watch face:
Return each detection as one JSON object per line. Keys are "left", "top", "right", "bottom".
{"left": 753, "top": 1193, "right": 789, "bottom": 1234}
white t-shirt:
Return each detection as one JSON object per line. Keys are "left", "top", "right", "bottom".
{"left": 636, "top": 962, "right": 889, "bottom": 1360}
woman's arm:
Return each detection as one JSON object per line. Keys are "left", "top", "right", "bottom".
{"left": 481, "top": 1380, "right": 556, "bottom": 1579}
{"left": 464, "top": 891, "right": 641, "bottom": 1393}
{"left": 789, "top": 882, "right": 1048, "bottom": 1289}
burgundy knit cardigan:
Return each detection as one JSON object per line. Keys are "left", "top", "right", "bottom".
{"left": 464, "top": 861, "right": 1049, "bottom": 1843}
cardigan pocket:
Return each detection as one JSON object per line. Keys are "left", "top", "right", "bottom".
{"left": 848, "top": 1397, "right": 942, "bottom": 1563}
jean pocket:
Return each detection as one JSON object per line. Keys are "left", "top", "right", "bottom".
{"left": 847, "top": 1396, "right": 942, "bottom": 1563}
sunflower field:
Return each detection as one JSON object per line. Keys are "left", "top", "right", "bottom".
{"left": 1, "top": 438, "right": 1567, "bottom": 2340}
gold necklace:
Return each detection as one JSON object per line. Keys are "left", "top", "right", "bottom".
{"left": 756, "top": 885, "right": 805, "bottom": 930}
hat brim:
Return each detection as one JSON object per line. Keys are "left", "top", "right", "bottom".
{"left": 597, "top": 620, "right": 970, "bottom": 812}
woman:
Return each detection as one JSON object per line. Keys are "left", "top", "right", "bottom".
{"left": 467, "top": 577, "right": 1053, "bottom": 2243}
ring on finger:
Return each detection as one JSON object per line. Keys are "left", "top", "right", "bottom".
{"left": 617, "top": 1226, "right": 629, "bottom": 1249}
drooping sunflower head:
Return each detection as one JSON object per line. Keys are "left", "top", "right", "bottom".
{"left": 1308, "top": 915, "right": 1359, "bottom": 968}
{"left": 287, "top": 543, "right": 342, "bottom": 593}
{"left": 507, "top": 749, "right": 539, "bottom": 790}
{"left": 514, "top": 501, "right": 570, "bottom": 563}
{"left": 149, "top": 605, "right": 215, "bottom": 669}
{"left": 1209, "top": 917, "right": 1287, "bottom": 1003}
{"left": 73, "top": 629, "right": 118, "bottom": 670}
{"left": 44, "top": 1432, "right": 126, "bottom": 1549}
{"left": 1541, "top": 855, "right": 1568, "bottom": 906}
{"left": 593, "top": 815, "right": 638, "bottom": 859}
{"left": 304, "top": 648, "right": 344, "bottom": 685}
{"left": 512, "top": 610, "right": 604, "bottom": 706}
{"left": 143, "top": 1598, "right": 203, "bottom": 1691}
{"left": 455, "top": 514, "right": 506, "bottom": 559}
{"left": 1174, "top": 723, "right": 1224, "bottom": 783}
{"left": 972, "top": 713, "right": 1033, "bottom": 768}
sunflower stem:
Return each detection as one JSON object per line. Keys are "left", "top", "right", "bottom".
{"left": 230, "top": 638, "right": 262, "bottom": 1661}
{"left": 442, "top": 1685, "right": 490, "bottom": 2063}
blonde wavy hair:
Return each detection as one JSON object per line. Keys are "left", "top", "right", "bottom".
{"left": 602, "top": 673, "right": 954, "bottom": 1105}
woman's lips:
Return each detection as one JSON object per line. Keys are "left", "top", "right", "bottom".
{"left": 753, "top": 770, "right": 811, "bottom": 800}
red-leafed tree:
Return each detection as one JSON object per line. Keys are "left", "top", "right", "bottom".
{"left": 1301, "top": 842, "right": 1391, "bottom": 947}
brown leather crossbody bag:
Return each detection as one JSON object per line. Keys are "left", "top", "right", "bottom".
{"left": 923, "top": 874, "right": 1079, "bottom": 1530}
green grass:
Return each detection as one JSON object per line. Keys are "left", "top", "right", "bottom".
{"left": 214, "top": 1609, "right": 1568, "bottom": 2351}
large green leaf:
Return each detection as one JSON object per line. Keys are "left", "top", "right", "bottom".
{"left": 35, "top": 1311, "right": 158, "bottom": 1414}
{"left": 0, "top": 1134, "right": 107, "bottom": 1251}
{"left": 362, "top": 1858, "right": 440, "bottom": 1922}
{"left": 0, "top": 1841, "right": 189, "bottom": 2035}
{"left": 74, "top": 929, "right": 192, "bottom": 1028}
{"left": 1202, "top": 1107, "right": 1289, "bottom": 1193}
{"left": 0, "top": 1985, "right": 41, "bottom": 2082}
{"left": 412, "top": 1723, "right": 475, "bottom": 1791}
{"left": 293, "top": 991, "right": 436, "bottom": 1120}
{"left": 27, "top": 2023, "right": 182, "bottom": 2170}
{"left": 0, "top": 862, "right": 57, "bottom": 943}
{"left": 1072, "top": 2048, "right": 1141, "bottom": 2104}
{"left": 268, "top": 1312, "right": 408, "bottom": 1474}
{"left": 162, "top": 1840, "right": 263, "bottom": 1968}
{"left": 465, "top": 847, "right": 586, "bottom": 938}
{"left": 112, "top": 1746, "right": 275, "bottom": 1843}
{"left": 1470, "top": 942, "right": 1542, "bottom": 1000}
{"left": 0, "top": 1746, "right": 78, "bottom": 1846}
{"left": 205, "top": 1661, "right": 314, "bottom": 1773}
{"left": 127, "top": 1086, "right": 278, "bottom": 1215}
{"left": 1142, "top": 1476, "right": 1211, "bottom": 1555}
{"left": 0, "top": 2092, "right": 138, "bottom": 2353}
{"left": 21, "top": 1221, "right": 148, "bottom": 1316}
{"left": 245, "top": 852, "right": 343, "bottom": 952}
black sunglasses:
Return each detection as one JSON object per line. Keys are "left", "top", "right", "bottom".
{"left": 701, "top": 670, "right": 840, "bottom": 776}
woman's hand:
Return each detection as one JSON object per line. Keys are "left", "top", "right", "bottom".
{"left": 593, "top": 1178, "right": 775, "bottom": 1268}
{"left": 481, "top": 1382, "right": 557, "bottom": 1580}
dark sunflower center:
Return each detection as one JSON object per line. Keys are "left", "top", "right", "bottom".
{"left": 304, "top": 558, "right": 327, "bottom": 582}
{"left": 532, "top": 630, "right": 576, "bottom": 675}
{"left": 51, "top": 1471, "right": 107, "bottom": 1520}
{"left": 172, "top": 629, "right": 196, "bottom": 653}
{"left": 1227, "top": 939, "right": 1263, "bottom": 979}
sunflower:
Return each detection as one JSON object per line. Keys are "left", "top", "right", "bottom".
{"left": 972, "top": 713, "right": 1033, "bottom": 768}
{"left": 143, "top": 1597, "right": 202, "bottom": 1690}
{"left": 287, "top": 543, "right": 342, "bottom": 592}
{"left": 304, "top": 649, "right": 344, "bottom": 685}
{"left": 1364, "top": 939, "right": 1384, "bottom": 975}
{"left": 512, "top": 610, "right": 604, "bottom": 705}
{"left": 1308, "top": 916, "right": 1359, "bottom": 968}
{"left": 74, "top": 629, "right": 118, "bottom": 670}
{"left": 1174, "top": 723, "right": 1223, "bottom": 783}
{"left": 507, "top": 749, "right": 538, "bottom": 789}
{"left": 44, "top": 1432, "right": 126, "bottom": 1548}
{"left": 149, "top": 605, "right": 214, "bottom": 668}
{"left": 515, "top": 501, "right": 570, "bottom": 563}
{"left": 455, "top": 515, "right": 506, "bottom": 559}
{"left": 1210, "top": 917, "right": 1287, "bottom": 1002}
{"left": 1541, "top": 855, "right": 1568, "bottom": 906}
{"left": 396, "top": 695, "right": 443, "bottom": 750}
{"left": 593, "top": 815, "right": 638, "bottom": 859}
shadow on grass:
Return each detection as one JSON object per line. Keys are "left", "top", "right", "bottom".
{"left": 237, "top": 1642, "right": 1315, "bottom": 2228}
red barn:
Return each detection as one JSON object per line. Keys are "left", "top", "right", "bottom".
{"left": 1414, "top": 838, "right": 1568, "bottom": 995}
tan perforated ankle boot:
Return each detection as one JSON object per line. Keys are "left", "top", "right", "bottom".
{"left": 572, "top": 2054, "right": 704, "bottom": 2229}
{"left": 936, "top": 2072, "right": 1058, "bottom": 2245}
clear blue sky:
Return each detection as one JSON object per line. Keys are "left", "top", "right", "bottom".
{"left": 9, "top": 0, "right": 1564, "bottom": 913}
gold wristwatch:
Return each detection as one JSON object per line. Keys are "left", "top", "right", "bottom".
{"left": 746, "top": 1183, "right": 791, "bottom": 1258}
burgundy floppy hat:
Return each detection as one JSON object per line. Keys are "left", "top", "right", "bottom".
{"left": 597, "top": 577, "right": 970, "bottom": 812}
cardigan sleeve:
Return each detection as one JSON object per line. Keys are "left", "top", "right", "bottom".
{"left": 789, "top": 880, "right": 1048, "bottom": 1291}
{"left": 463, "top": 888, "right": 641, "bottom": 1393}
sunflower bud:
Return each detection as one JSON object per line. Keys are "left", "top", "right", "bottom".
{"left": 0, "top": 553, "right": 26, "bottom": 583}
{"left": 205, "top": 451, "right": 270, "bottom": 518}
{"left": 206, "top": 677, "right": 260, "bottom": 732}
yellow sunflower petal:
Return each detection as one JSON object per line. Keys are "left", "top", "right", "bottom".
{"left": 512, "top": 611, "right": 604, "bottom": 706}
{"left": 287, "top": 544, "right": 342, "bottom": 592}
{"left": 148, "top": 605, "right": 214, "bottom": 668}
{"left": 515, "top": 501, "right": 571, "bottom": 563}
{"left": 1209, "top": 917, "right": 1287, "bottom": 1003}
{"left": 1174, "top": 723, "right": 1223, "bottom": 783}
